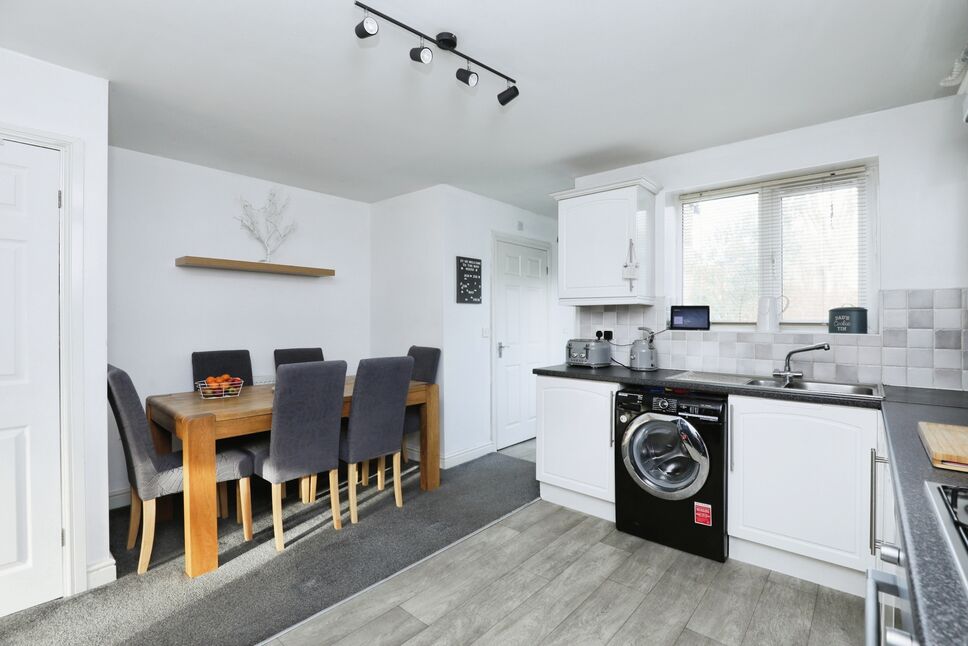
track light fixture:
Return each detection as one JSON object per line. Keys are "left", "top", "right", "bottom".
{"left": 353, "top": 1, "right": 518, "bottom": 107}
{"left": 497, "top": 83, "right": 519, "bottom": 106}
{"left": 410, "top": 39, "right": 433, "bottom": 64}
{"left": 355, "top": 12, "right": 379, "bottom": 38}
{"left": 456, "top": 64, "right": 479, "bottom": 88}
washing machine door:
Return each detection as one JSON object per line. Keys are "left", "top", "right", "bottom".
{"left": 621, "top": 413, "right": 710, "bottom": 501}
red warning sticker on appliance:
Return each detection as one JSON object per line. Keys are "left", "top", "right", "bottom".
{"left": 694, "top": 502, "right": 712, "bottom": 526}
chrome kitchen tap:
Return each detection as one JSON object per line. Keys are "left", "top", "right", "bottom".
{"left": 773, "top": 343, "right": 831, "bottom": 385}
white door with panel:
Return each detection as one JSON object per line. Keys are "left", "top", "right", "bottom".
{"left": 493, "top": 240, "right": 549, "bottom": 449}
{"left": 0, "top": 140, "right": 63, "bottom": 616}
{"left": 728, "top": 395, "right": 878, "bottom": 573}
{"left": 536, "top": 376, "right": 617, "bottom": 503}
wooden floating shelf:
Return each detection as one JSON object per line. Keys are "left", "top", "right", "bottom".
{"left": 175, "top": 256, "right": 335, "bottom": 277}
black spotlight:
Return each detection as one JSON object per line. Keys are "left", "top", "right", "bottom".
{"left": 456, "top": 66, "right": 479, "bottom": 87}
{"left": 497, "top": 85, "right": 520, "bottom": 105}
{"left": 410, "top": 44, "right": 433, "bottom": 64}
{"left": 355, "top": 15, "right": 379, "bottom": 38}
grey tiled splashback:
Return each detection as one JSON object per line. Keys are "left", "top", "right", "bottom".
{"left": 576, "top": 289, "right": 968, "bottom": 391}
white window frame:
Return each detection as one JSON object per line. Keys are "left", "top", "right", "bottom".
{"left": 675, "top": 163, "right": 880, "bottom": 333}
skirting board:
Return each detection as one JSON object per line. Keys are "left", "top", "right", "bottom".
{"left": 539, "top": 482, "right": 615, "bottom": 522}
{"left": 109, "top": 487, "right": 131, "bottom": 510}
{"left": 87, "top": 558, "right": 117, "bottom": 590}
{"left": 441, "top": 442, "right": 495, "bottom": 469}
{"left": 729, "top": 536, "right": 865, "bottom": 597}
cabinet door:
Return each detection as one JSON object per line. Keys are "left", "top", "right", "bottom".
{"left": 536, "top": 376, "right": 617, "bottom": 502}
{"left": 558, "top": 187, "right": 636, "bottom": 299}
{"left": 728, "top": 396, "right": 878, "bottom": 572}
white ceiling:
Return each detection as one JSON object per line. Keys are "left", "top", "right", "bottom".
{"left": 1, "top": 0, "right": 965, "bottom": 215}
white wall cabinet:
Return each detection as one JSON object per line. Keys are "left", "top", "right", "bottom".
{"left": 552, "top": 180, "right": 658, "bottom": 305}
{"left": 536, "top": 376, "right": 617, "bottom": 504}
{"left": 728, "top": 395, "right": 879, "bottom": 573}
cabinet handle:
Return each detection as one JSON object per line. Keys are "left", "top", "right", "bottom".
{"left": 728, "top": 404, "right": 734, "bottom": 472}
{"left": 610, "top": 391, "right": 616, "bottom": 448}
{"left": 870, "top": 449, "right": 889, "bottom": 556}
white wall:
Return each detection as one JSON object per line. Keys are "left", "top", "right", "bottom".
{"left": 574, "top": 95, "right": 968, "bottom": 295}
{"left": 371, "top": 185, "right": 568, "bottom": 465}
{"left": 0, "top": 48, "right": 111, "bottom": 588}
{"left": 108, "top": 148, "right": 372, "bottom": 499}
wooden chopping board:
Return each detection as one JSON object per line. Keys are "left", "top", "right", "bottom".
{"left": 918, "top": 421, "right": 968, "bottom": 472}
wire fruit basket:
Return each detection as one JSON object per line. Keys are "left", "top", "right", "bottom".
{"left": 195, "top": 378, "right": 244, "bottom": 399}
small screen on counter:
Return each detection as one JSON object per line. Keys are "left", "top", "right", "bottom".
{"left": 670, "top": 306, "right": 711, "bottom": 330}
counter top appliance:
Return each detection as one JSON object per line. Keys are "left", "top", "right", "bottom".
{"left": 565, "top": 338, "right": 611, "bottom": 368}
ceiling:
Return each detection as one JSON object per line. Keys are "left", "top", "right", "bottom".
{"left": 1, "top": 1, "right": 965, "bottom": 215}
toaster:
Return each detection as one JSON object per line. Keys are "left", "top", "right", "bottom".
{"left": 566, "top": 339, "right": 611, "bottom": 368}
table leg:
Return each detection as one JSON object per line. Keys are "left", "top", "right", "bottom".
{"left": 419, "top": 384, "right": 440, "bottom": 491}
{"left": 181, "top": 414, "right": 219, "bottom": 577}
{"left": 146, "top": 402, "right": 174, "bottom": 521}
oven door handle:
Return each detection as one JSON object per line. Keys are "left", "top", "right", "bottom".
{"left": 865, "top": 569, "right": 900, "bottom": 646}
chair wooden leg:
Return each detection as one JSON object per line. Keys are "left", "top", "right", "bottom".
{"left": 235, "top": 482, "right": 242, "bottom": 524}
{"left": 348, "top": 463, "right": 358, "bottom": 524}
{"left": 137, "top": 498, "right": 157, "bottom": 575}
{"left": 402, "top": 437, "right": 409, "bottom": 464}
{"left": 360, "top": 460, "right": 369, "bottom": 487}
{"left": 218, "top": 481, "right": 229, "bottom": 519}
{"left": 126, "top": 487, "right": 142, "bottom": 550}
{"left": 300, "top": 476, "right": 309, "bottom": 504}
{"left": 393, "top": 451, "right": 403, "bottom": 508}
{"left": 271, "top": 483, "right": 285, "bottom": 551}
{"left": 281, "top": 481, "right": 287, "bottom": 500}
{"left": 309, "top": 474, "right": 317, "bottom": 503}
{"left": 240, "top": 477, "right": 253, "bottom": 541}
{"left": 377, "top": 456, "right": 386, "bottom": 491}
{"left": 329, "top": 469, "right": 342, "bottom": 530}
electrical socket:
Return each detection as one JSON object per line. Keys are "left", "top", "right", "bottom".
{"left": 603, "top": 330, "right": 614, "bottom": 341}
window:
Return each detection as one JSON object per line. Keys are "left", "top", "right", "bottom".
{"left": 681, "top": 167, "right": 872, "bottom": 325}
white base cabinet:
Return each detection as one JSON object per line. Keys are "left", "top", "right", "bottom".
{"left": 727, "top": 396, "right": 878, "bottom": 574}
{"left": 536, "top": 376, "right": 617, "bottom": 505}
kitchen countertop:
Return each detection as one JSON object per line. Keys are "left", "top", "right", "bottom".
{"left": 881, "top": 386, "right": 968, "bottom": 646}
{"left": 533, "top": 364, "right": 968, "bottom": 643}
{"left": 532, "top": 364, "right": 882, "bottom": 408}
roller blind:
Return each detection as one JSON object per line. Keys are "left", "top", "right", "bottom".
{"left": 681, "top": 167, "right": 872, "bottom": 324}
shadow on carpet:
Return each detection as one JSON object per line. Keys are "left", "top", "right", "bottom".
{"left": 0, "top": 452, "right": 538, "bottom": 646}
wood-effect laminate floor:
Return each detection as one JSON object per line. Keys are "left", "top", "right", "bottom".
{"left": 267, "top": 500, "right": 863, "bottom": 646}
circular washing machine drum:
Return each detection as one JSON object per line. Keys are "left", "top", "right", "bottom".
{"left": 621, "top": 412, "right": 710, "bottom": 501}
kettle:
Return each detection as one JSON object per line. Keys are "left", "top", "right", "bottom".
{"left": 630, "top": 327, "right": 659, "bottom": 372}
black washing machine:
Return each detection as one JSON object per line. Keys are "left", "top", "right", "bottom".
{"left": 614, "top": 387, "right": 728, "bottom": 562}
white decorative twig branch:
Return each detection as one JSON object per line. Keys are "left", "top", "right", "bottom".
{"left": 236, "top": 188, "right": 295, "bottom": 262}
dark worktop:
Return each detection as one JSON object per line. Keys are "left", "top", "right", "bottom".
{"left": 533, "top": 365, "right": 968, "bottom": 643}
{"left": 881, "top": 386, "right": 968, "bottom": 646}
{"left": 532, "top": 364, "right": 882, "bottom": 408}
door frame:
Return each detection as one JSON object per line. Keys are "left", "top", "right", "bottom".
{"left": 0, "top": 122, "right": 90, "bottom": 598}
{"left": 490, "top": 233, "right": 553, "bottom": 450}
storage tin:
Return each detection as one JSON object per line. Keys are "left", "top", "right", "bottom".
{"left": 828, "top": 307, "right": 868, "bottom": 334}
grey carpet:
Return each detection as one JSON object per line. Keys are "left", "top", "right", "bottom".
{"left": 0, "top": 452, "right": 538, "bottom": 646}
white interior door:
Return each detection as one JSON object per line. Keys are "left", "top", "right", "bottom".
{"left": 493, "top": 239, "right": 549, "bottom": 450}
{"left": 0, "top": 139, "right": 63, "bottom": 616}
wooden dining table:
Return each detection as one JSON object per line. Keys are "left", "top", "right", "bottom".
{"left": 145, "top": 377, "right": 440, "bottom": 578}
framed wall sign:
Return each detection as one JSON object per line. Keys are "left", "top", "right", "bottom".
{"left": 456, "top": 256, "right": 482, "bottom": 304}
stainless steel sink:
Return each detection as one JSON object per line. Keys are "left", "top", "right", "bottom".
{"left": 746, "top": 378, "right": 787, "bottom": 388}
{"left": 783, "top": 381, "right": 878, "bottom": 396}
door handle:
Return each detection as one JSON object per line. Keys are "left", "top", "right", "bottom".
{"left": 497, "top": 342, "right": 507, "bottom": 358}
{"left": 865, "top": 569, "right": 901, "bottom": 646}
{"left": 870, "top": 449, "right": 889, "bottom": 555}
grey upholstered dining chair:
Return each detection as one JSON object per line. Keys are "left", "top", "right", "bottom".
{"left": 274, "top": 347, "right": 324, "bottom": 369}
{"left": 340, "top": 356, "right": 414, "bottom": 523}
{"left": 107, "top": 364, "right": 254, "bottom": 574}
{"left": 401, "top": 346, "right": 441, "bottom": 464}
{"left": 191, "top": 349, "right": 254, "bottom": 387}
{"left": 240, "top": 360, "right": 348, "bottom": 551}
